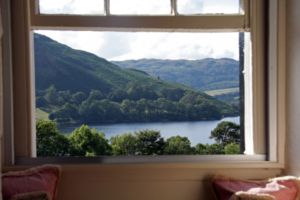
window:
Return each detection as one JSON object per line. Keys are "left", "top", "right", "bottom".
{"left": 3, "top": 0, "right": 283, "bottom": 166}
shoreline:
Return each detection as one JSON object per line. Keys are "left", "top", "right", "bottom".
{"left": 55, "top": 114, "right": 240, "bottom": 126}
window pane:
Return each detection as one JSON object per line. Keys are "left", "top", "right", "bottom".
{"left": 34, "top": 30, "right": 241, "bottom": 157}
{"left": 39, "top": 0, "right": 104, "bottom": 15}
{"left": 110, "top": 0, "right": 171, "bottom": 15}
{"left": 177, "top": 0, "right": 240, "bottom": 15}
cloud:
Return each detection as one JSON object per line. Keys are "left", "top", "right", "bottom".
{"left": 177, "top": 0, "right": 204, "bottom": 14}
{"left": 34, "top": 31, "right": 239, "bottom": 61}
{"left": 110, "top": 0, "right": 170, "bottom": 15}
{"left": 39, "top": 0, "right": 104, "bottom": 14}
{"left": 95, "top": 32, "right": 132, "bottom": 58}
{"left": 39, "top": 0, "right": 239, "bottom": 15}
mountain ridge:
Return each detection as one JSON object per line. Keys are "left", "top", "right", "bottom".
{"left": 112, "top": 58, "right": 239, "bottom": 91}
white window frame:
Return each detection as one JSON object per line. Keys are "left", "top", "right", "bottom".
{"left": 1, "top": 0, "right": 285, "bottom": 168}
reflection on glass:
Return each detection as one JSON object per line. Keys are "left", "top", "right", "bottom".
{"left": 110, "top": 0, "right": 171, "bottom": 15}
{"left": 177, "top": 0, "right": 239, "bottom": 15}
{"left": 39, "top": 0, "right": 104, "bottom": 15}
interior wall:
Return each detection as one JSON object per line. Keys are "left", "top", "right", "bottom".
{"left": 286, "top": 0, "right": 300, "bottom": 176}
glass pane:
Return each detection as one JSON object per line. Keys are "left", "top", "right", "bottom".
{"left": 177, "top": 0, "right": 240, "bottom": 15}
{"left": 110, "top": 0, "right": 171, "bottom": 15}
{"left": 39, "top": 0, "right": 104, "bottom": 15}
{"left": 34, "top": 30, "right": 241, "bottom": 156}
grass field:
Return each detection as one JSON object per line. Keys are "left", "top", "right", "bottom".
{"left": 35, "top": 105, "right": 58, "bottom": 121}
{"left": 36, "top": 108, "right": 50, "bottom": 121}
{"left": 204, "top": 87, "right": 239, "bottom": 96}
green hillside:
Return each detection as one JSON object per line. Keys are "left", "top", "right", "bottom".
{"left": 112, "top": 58, "right": 239, "bottom": 91}
{"left": 35, "top": 34, "right": 197, "bottom": 95}
{"left": 34, "top": 33, "right": 238, "bottom": 122}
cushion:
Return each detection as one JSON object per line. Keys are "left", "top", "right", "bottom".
{"left": 230, "top": 191, "right": 276, "bottom": 200}
{"left": 2, "top": 165, "right": 61, "bottom": 200}
{"left": 10, "top": 191, "right": 51, "bottom": 200}
{"left": 211, "top": 174, "right": 300, "bottom": 200}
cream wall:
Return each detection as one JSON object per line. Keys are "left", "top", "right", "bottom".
{"left": 0, "top": 0, "right": 296, "bottom": 199}
{"left": 286, "top": 0, "right": 300, "bottom": 176}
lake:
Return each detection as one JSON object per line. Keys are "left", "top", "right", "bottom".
{"left": 57, "top": 116, "right": 240, "bottom": 146}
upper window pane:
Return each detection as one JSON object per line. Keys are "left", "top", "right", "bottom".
{"left": 39, "top": 0, "right": 104, "bottom": 15}
{"left": 177, "top": 0, "right": 240, "bottom": 15}
{"left": 110, "top": 0, "right": 171, "bottom": 15}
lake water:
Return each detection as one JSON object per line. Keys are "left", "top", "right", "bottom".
{"left": 57, "top": 116, "right": 240, "bottom": 146}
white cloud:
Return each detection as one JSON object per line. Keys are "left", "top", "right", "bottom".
{"left": 110, "top": 0, "right": 171, "bottom": 15}
{"left": 34, "top": 30, "right": 239, "bottom": 61}
{"left": 177, "top": 0, "right": 239, "bottom": 14}
{"left": 39, "top": 0, "right": 104, "bottom": 14}
{"left": 39, "top": 0, "right": 239, "bottom": 15}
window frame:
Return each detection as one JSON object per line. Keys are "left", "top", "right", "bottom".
{"left": 2, "top": 0, "right": 285, "bottom": 168}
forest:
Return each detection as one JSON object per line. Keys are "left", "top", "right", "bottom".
{"left": 37, "top": 121, "right": 241, "bottom": 157}
{"left": 36, "top": 82, "right": 239, "bottom": 123}
{"left": 214, "top": 91, "right": 240, "bottom": 110}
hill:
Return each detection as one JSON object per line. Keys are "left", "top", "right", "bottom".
{"left": 112, "top": 58, "right": 239, "bottom": 91}
{"left": 34, "top": 33, "right": 238, "bottom": 121}
{"left": 35, "top": 34, "right": 200, "bottom": 95}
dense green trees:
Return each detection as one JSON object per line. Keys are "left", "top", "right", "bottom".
{"left": 36, "top": 121, "right": 71, "bottom": 157}
{"left": 135, "top": 129, "right": 165, "bottom": 155}
{"left": 69, "top": 125, "right": 111, "bottom": 156}
{"left": 40, "top": 84, "right": 231, "bottom": 123}
{"left": 214, "top": 92, "right": 240, "bottom": 110}
{"left": 209, "top": 121, "right": 240, "bottom": 148}
{"left": 110, "top": 133, "right": 137, "bottom": 155}
{"left": 164, "top": 136, "right": 192, "bottom": 155}
{"left": 36, "top": 121, "right": 240, "bottom": 157}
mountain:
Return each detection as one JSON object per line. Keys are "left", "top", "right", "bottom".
{"left": 34, "top": 34, "right": 197, "bottom": 95}
{"left": 34, "top": 33, "right": 238, "bottom": 117}
{"left": 112, "top": 58, "right": 239, "bottom": 91}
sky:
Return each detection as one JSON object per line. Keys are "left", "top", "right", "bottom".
{"left": 36, "top": 0, "right": 240, "bottom": 61}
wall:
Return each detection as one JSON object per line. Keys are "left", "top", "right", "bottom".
{"left": 0, "top": 1, "right": 291, "bottom": 199}
{"left": 286, "top": 0, "right": 300, "bottom": 176}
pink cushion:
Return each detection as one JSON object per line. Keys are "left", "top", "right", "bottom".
{"left": 211, "top": 174, "right": 300, "bottom": 200}
{"left": 2, "top": 165, "right": 61, "bottom": 200}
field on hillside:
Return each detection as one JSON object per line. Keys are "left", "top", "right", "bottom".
{"left": 204, "top": 87, "right": 239, "bottom": 96}
{"left": 36, "top": 108, "right": 50, "bottom": 121}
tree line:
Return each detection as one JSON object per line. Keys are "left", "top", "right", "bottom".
{"left": 36, "top": 84, "right": 228, "bottom": 123}
{"left": 37, "top": 121, "right": 241, "bottom": 157}
{"left": 214, "top": 91, "right": 240, "bottom": 110}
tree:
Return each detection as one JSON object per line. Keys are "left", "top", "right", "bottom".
{"left": 194, "top": 143, "right": 225, "bottom": 155}
{"left": 224, "top": 142, "right": 240, "bottom": 154}
{"left": 69, "top": 125, "right": 111, "bottom": 156}
{"left": 36, "top": 96, "right": 48, "bottom": 108}
{"left": 209, "top": 121, "right": 240, "bottom": 148}
{"left": 110, "top": 133, "right": 137, "bottom": 155}
{"left": 108, "top": 89, "right": 128, "bottom": 102}
{"left": 49, "top": 108, "right": 70, "bottom": 122}
{"left": 62, "top": 102, "right": 80, "bottom": 120}
{"left": 135, "top": 129, "right": 165, "bottom": 155}
{"left": 204, "top": 143, "right": 225, "bottom": 154}
{"left": 88, "top": 90, "right": 104, "bottom": 101}
{"left": 164, "top": 135, "right": 192, "bottom": 155}
{"left": 36, "top": 121, "right": 71, "bottom": 157}
{"left": 71, "top": 92, "right": 86, "bottom": 105}
{"left": 58, "top": 90, "right": 72, "bottom": 102}
{"left": 44, "top": 85, "right": 59, "bottom": 104}
{"left": 194, "top": 143, "right": 207, "bottom": 155}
